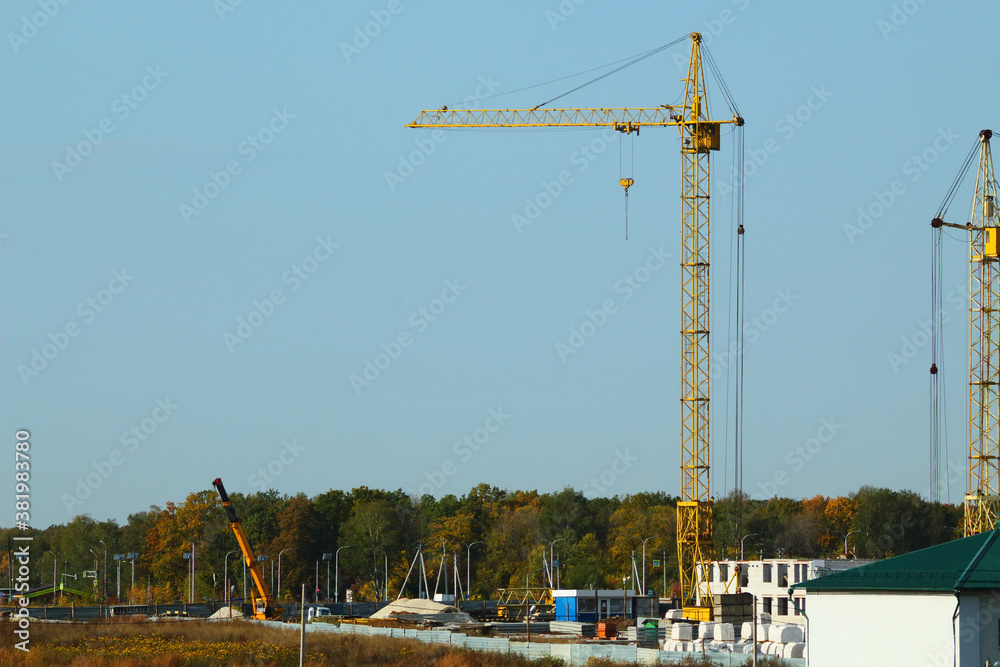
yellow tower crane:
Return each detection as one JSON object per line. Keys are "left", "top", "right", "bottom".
{"left": 931, "top": 129, "right": 999, "bottom": 536}
{"left": 408, "top": 33, "right": 743, "bottom": 616}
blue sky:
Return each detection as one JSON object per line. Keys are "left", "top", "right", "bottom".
{"left": 2, "top": 0, "right": 998, "bottom": 527}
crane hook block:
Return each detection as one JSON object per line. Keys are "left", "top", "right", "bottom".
{"left": 619, "top": 178, "right": 634, "bottom": 193}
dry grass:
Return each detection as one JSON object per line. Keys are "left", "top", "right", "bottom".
{"left": 0, "top": 619, "right": 565, "bottom": 666}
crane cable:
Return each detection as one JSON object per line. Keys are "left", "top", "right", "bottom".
{"left": 721, "top": 119, "right": 746, "bottom": 536}
{"left": 620, "top": 133, "right": 635, "bottom": 239}
{"left": 929, "top": 138, "right": 979, "bottom": 503}
{"left": 532, "top": 35, "right": 690, "bottom": 110}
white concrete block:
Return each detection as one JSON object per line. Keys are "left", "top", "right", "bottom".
{"left": 671, "top": 624, "right": 693, "bottom": 641}
{"left": 756, "top": 623, "right": 771, "bottom": 641}
{"left": 774, "top": 624, "right": 803, "bottom": 643}
{"left": 783, "top": 643, "right": 806, "bottom": 659}
{"left": 766, "top": 624, "right": 784, "bottom": 642}
{"left": 698, "top": 621, "right": 715, "bottom": 640}
{"left": 664, "top": 609, "right": 684, "bottom": 620}
{"left": 715, "top": 622, "right": 735, "bottom": 641}
{"left": 740, "top": 621, "right": 754, "bottom": 640}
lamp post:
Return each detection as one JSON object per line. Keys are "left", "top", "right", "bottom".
{"left": 740, "top": 533, "right": 759, "bottom": 561}
{"left": 88, "top": 549, "right": 99, "bottom": 598}
{"left": 462, "top": 541, "right": 482, "bottom": 599}
{"left": 320, "top": 553, "right": 333, "bottom": 600}
{"left": 640, "top": 536, "right": 660, "bottom": 595}
{"left": 544, "top": 539, "right": 569, "bottom": 590}
{"left": 98, "top": 540, "right": 107, "bottom": 601}
{"left": 113, "top": 554, "right": 128, "bottom": 601}
{"left": 224, "top": 550, "right": 238, "bottom": 612}
{"left": 278, "top": 548, "right": 295, "bottom": 602}
{"left": 335, "top": 545, "right": 355, "bottom": 604}
{"left": 831, "top": 530, "right": 862, "bottom": 557}
{"left": 44, "top": 551, "right": 58, "bottom": 593}
{"left": 126, "top": 553, "right": 139, "bottom": 602}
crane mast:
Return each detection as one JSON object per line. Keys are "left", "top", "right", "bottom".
{"left": 212, "top": 477, "right": 283, "bottom": 620}
{"left": 408, "top": 33, "right": 741, "bottom": 614}
{"left": 931, "top": 130, "right": 999, "bottom": 536}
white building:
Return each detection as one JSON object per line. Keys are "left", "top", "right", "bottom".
{"left": 698, "top": 558, "right": 871, "bottom": 624}
{"left": 793, "top": 530, "right": 1000, "bottom": 667}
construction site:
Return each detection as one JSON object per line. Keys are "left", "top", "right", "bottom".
{"left": 3, "top": 2, "right": 1000, "bottom": 666}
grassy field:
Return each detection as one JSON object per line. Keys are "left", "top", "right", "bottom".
{"left": 0, "top": 618, "right": 788, "bottom": 666}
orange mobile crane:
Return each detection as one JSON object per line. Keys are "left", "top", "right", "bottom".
{"left": 212, "top": 478, "right": 283, "bottom": 620}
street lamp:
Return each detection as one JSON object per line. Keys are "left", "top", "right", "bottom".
{"left": 640, "top": 536, "right": 660, "bottom": 595}
{"left": 88, "top": 549, "right": 100, "bottom": 598}
{"left": 224, "top": 550, "right": 238, "bottom": 612}
{"left": 278, "top": 548, "right": 295, "bottom": 601}
{"left": 461, "top": 541, "right": 483, "bottom": 599}
{"left": 126, "top": 553, "right": 139, "bottom": 602}
{"left": 322, "top": 553, "right": 333, "bottom": 600}
{"left": 45, "top": 551, "right": 58, "bottom": 591}
{"left": 831, "top": 530, "right": 862, "bottom": 557}
{"left": 335, "top": 545, "right": 355, "bottom": 604}
{"left": 99, "top": 540, "right": 107, "bottom": 601}
{"left": 113, "top": 554, "right": 126, "bottom": 601}
{"left": 740, "top": 533, "right": 759, "bottom": 561}
{"left": 543, "top": 538, "right": 569, "bottom": 590}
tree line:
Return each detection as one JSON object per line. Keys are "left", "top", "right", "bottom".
{"left": 1, "top": 484, "right": 962, "bottom": 604}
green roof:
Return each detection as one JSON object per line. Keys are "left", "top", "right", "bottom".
{"left": 792, "top": 530, "right": 1000, "bottom": 593}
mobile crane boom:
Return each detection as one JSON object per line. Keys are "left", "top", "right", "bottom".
{"left": 212, "top": 478, "right": 282, "bottom": 620}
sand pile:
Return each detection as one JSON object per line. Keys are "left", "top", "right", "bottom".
{"left": 208, "top": 606, "right": 244, "bottom": 619}
{"left": 369, "top": 598, "right": 457, "bottom": 619}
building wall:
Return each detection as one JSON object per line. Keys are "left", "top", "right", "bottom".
{"left": 808, "top": 591, "right": 960, "bottom": 667}
{"left": 966, "top": 592, "right": 1000, "bottom": 667}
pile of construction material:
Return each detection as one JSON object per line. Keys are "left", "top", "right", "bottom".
{"left": 658, "top": 613, "right": 804, "bottom": 658}
{"left": 368, "top": 598, "right": 474, "bottom": 625}
{"left": 549, "top": 621, "right": 596, "bottom": 637}
{"left": 207, "top": 606, "right": 244, "bottom": 620}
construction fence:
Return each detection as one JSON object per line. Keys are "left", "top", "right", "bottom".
{"left": 257, "top": 619, "right": 805, "bottom": 666}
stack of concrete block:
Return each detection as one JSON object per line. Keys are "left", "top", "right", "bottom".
{"left": 661, "top": 640, "right": 689, "bottom": 652}
{"left": 664, "top": 609, "right": 684, "bottom": 621}
{"left": 670, "top": 623, "right": 693, "bottom": 641}
{"left": 711, "top": 593, "right": 754, "bottom": 624}
{"left": 698, "top": 621, "right": 716, "bottom": 640}
{"left": 740, "top": 621, "right": 754, "bottom": 641}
